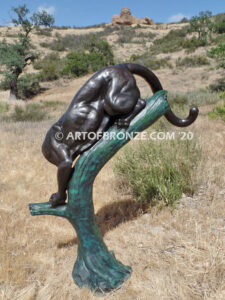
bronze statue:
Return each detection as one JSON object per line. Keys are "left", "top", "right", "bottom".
{"left": 30, "top": 63, "right": 199, "bottom": 292}
{"left": 42, "top": 63, "right": 198, "bottom": 208}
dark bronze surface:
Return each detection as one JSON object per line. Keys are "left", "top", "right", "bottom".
{"left": 42, "top": 63, "right": 199, "bottom": 208}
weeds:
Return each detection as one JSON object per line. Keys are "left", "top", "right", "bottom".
{"left": 9, "top": 103, "right": 47, "bottom": 122}
{"left": 176, "top": 55, "right": 210, "bottom": 68}
{"left": 0, "top": 102, "right": 9, "bottom": 114}
{"left": 207, "top": 43, "right": 225, "bottom": 68}
{"left": 114, "top": 135, "right": 201, "bottom": 208}
{"left": 168, "top": 90, "right": 221, "bottom": 106}
{"left": 149, "top": 27, "right": 189, "bottom": 54}
{"left": 209, "top": 77, "right": 225, "bottom": 92}
{"left": 208, "top": 101, "right": 225, "bottom": 121}
{"left": 130, "top": 53, "right": 172, "bottom": 70}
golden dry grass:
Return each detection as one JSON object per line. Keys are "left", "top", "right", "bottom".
{"left": 0, "top": 90, "right": 224, "bottom": 299}
{"left": 0, "top": 24, "right": 225, "bottom": 300}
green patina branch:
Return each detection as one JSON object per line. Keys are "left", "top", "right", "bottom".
{"left": 29, "top": 90, "right": 170, "bottom": 293}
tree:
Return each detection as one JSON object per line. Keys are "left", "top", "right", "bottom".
{"left": 0, "top": 5, "right": 55, "bottom": 100}
{"left": 31, "top": 10, "right": 55, "bottom": 28}
{"left": 189, "top": 11, "right": 212, "bottom": 45}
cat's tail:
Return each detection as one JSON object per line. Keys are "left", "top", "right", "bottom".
{"left": 124, "top": 63, "right": 198, "bottom": 127}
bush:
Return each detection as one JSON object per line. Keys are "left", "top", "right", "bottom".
{"left": 168, "top": 90, "right": 221, "bottom": 106}
{"left": 41, "top": 100, "right": 64, "bottom": 108}
{"left": 62, "top": 52, "right": 89, "bottom": 77}
{"left": 149, "top": 27, "right": 189, "bottom": 54}
{"left": 39, "top": 37, "right": 114, "bottom": 79}
{"left": 207, "top": 43, "right": 225, "bottom": 68}
{"left": 35, "top": 28, "right": 52, "bottom": 36}
{"left": 176, "top": 55, "right": 210, "bottom": 67}
{"left": 41, "top": 33, "right": 114, "bottom": 56}
{"left": 17, "top": 74, "right": 42, "bottom": 99}
{"left": 10, "top": 103, "right": 47, "bottom": 121}
{"left": 130, "top": 54, "right": 172, "bottom": 70}
{"left": 208, "top": 101, "right": 225, "bottom": 122}
{"left": 183, "top": 37, "right": 206, "bottom": 53}
{"left": 114, "top": 136, "right": 201, "bottom": 208}
{"left": 0, "top": 102, "right": 9, "bottom": 114}
{"left": 209, "top": 77, "right": 225, "bottom": 92}
{"left": 62, "top": 49, "right": 113, "bottom": 77}
{"left": 35, "top": 53, "right": 63, "bottom": 81}
{"left": 117, "top": 28, "right": 136, "bottom": 43}
{"left": 213, "top": 13, "right": 225, "bottom": 34}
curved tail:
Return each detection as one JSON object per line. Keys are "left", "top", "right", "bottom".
{"left": 124, "top": 63, "right": 199, "bottom": 127}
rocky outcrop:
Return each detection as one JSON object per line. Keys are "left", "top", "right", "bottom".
{"left": 112, "top": 8, "right": 154, "bottom": 26}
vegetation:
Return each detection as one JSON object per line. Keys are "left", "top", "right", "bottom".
{"left": 61, "top": 39, "right": 114, "bottom": 77}
{"left": 0, "top": 5, "right": 54, "bottom": 100}
{"left": 168, "top": 89, "right": 221, "bottom": 106}
{"left": 149, "top": 27, "right": 189, "bottom": 54}
{"left": 17, "top": 74, "right": 42, "bottom": 99}
{"left": 189, "top": 11, "right": 212, "bottom": 46}
{"left": 39, "top": 34, "right": 114, "bottom": 78}
{"left": 0, "top": 102, "right": 9, "bottom": 114}
{"left": 209, "top": 77, "right": 225, "bottom": 92}
{"left": 212, "top": 13, "right": 225, "bottom": 34}
{"left": 208, "top": 101, "right": 225, "bottom": 122}
{"left": 114, "top": 135, "right": 200, "bottom": 208}
{"left": 116, "top": 27, "right": 156, "bottom": 44}
{"left": 130, "top": 54, "right": 172, "bottom": 70}
{"left": 9, "top": 103, "right": 47, "bottom": 121}
{"left": 176, "top": 55, "right": 210, "bottom": 68}
{"left": 34, "top": 53, "right": 63, "bottom": 81}
{"left": 207, "top": 43, "right": 225, "bottom": 68}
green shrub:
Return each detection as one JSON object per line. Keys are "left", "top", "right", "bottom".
{"left": 10, "top": 103, "right": 47, "bottom": 121}
{"left": 209, "top": 77, "right": 225, "bottom": 92}
{"left": 41, "top": 100, "right": 64, "bottom": 108}
{"left": 62, "top": 49, "right": 114, "bottom": 77}
{"left": 208, "top": 101, "right": 225, "bottom": 121}
{"left": 114, "top": 137, "right": 201, "bottom": 208}
{"left": 38, "top": 36, "right": 114, "bottom": 79}
{"left": 213, "top": 13, "right": 225, "bottom": 34}
{"left": 41, "top": 33, "right": 114, "bottom": 56}
{"left": 149, "top": 27, "right": 188, "bottom": 54}
{"left": 35, "top": 28, "right": 52, "bottom": 36}
{"left": 207, "top": 43, "right": 225, "bottom": 68}
{"left": 167, "top": 93, "right": 188, "bottom": 107}
{"left": 183, "top": 37, "right": 206, "bottom": 53}
{"left": 117, "top": 28, "right": 136, "bottom": 43}
{"left": 62, "top": 52, "right": 89, "bottom": 77}
{"left": 189, "top": 11, "right": 213, "bottom": 46}
{"left": 0, "top": 102, "right": 9, "bottom": 114}
{"left": 168, "top": 90, "right": 221, "bottom": 106}
{"left": 176, "top": 55, "right": 210, "bottom": 67}
{"left": 17, "top": 74, "right": 42, "bottom": 99}
{"left": 130, "top": 54, "right": 172, "bottom": 70}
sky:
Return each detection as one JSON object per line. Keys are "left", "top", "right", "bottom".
{"left": 0, "top": 0, "right": 224, "bottom": 27}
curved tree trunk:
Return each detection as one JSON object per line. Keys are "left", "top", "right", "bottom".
{"left": 29, "top": 90, "right": 170, "bottom": 293}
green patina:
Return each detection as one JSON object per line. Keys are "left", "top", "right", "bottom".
{"left": 29, "top": 90, "right": 170, "bottom": 293}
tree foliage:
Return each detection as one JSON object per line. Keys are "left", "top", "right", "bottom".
{"left": 189, "top": 11, "right": 212, "bottom": 45}
{"left": 0, "top": 5, "right": 54, "bottom": 100}
{"left": 31, "top": 10, "right": 55, "bottom": 27}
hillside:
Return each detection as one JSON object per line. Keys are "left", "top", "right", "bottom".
{"left": 0, "top": 19, "right": 225, "bottom": 300}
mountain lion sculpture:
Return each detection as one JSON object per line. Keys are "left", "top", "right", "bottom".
{"left": 42, "top": 63, "right": 198, "bottom": 208}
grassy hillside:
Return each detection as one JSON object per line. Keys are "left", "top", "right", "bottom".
{"left": 0, "top": 15, "right": 225, "bottom": 299}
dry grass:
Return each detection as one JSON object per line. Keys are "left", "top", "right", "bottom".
{"left": 0, "top": 92, "right": 224, "bottom": 299}
{"left": 0, "top": 24, "right": 225, "bottom": 300}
